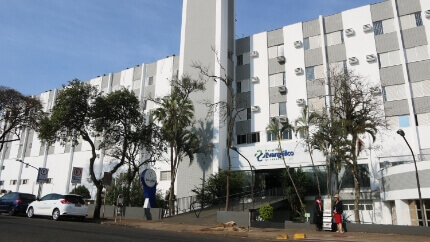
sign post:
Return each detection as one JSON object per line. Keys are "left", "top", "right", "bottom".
{"left": 71, "top": 167, "right": 83, "bottom": 184}
{"left": 36, "top": 168, "right": 49, "bottom": 183}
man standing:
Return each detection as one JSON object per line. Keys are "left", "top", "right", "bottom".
{"left": 313, "top": 196, "right": 323, "bottom": 231}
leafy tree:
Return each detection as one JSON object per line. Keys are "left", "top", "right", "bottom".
{"left": 294, "top": 105, "right": 322, "bottom": 196}
{"left": 192, "top": 169, "right": 244, "bottom": 206}
{"left": 70, "top": 185, "right": 91, "bottom": 199}
{"left": 0, "top": 86, "right": 44, "bottom": 152}
{"left": 105, "top": 175, "right": 145, "bottom": 207}
{"left": 322, "top": 70, "right": 386, "bottom": 223}
{"left": 280, "top": 168, "right": 311, "bottom": 221}
{"left": 38, "top": 79, "right": 104, "bottom": 217}
{"left": 91, "top": 88, "right": 163, "bottom": 207}
{"left": 258, "top": 204, "right": 274, "bottom": 221}
{"left": 151, "top": 77, "right": 206, "bottom": 216}
{"left": 266, "top": 117, "right": 304, "bottom": 210}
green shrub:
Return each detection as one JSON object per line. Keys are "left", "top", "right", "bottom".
{"left": 70, "top": 185, "right": 91, "bottom": 199}
{"left": 258, "top": 204, "right": 274, "bottom": 221}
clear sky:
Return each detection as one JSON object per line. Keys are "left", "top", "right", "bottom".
{"left": 1, "top": 0, "right": 380, "bottom": 96}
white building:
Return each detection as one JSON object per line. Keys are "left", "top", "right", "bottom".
{"left": 1, "top": 0, "right": 429, "bottom": 226}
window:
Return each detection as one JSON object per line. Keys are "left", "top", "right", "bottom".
{"left": 147, "top": 76, "right": 154, "bottom": 86}
{"left": 21, "top": 179, "right": 28, "bottom": 185}
{"left": 326, "top": 31, "right": 344, "bottom": 46}
{"left": 400, "top": 12, "right": 423, "bottom": 30}
{"left": 279, "top": 102, "right": 287, "bottom": 116}
{"left": 374, "top": 18, "right": 395, "bottom": 36}
{"left": 228, "top": 50, "right": 233, "bottom": 60}
{"left": 405, "top": 46, "right": 429, "bottom": 63}
{"left": 269, "top": 72, "right": 285, "bottom": 87}
{"left": 384, "top": 84, "right": 407, "bottom": 101}
{"left": 267, "top": 130, "right": 292, "bottom": 141}
{"left": 160, "top": 171, "right": 171, "bottom": 181}
{"left": 411, "top": 80, "right": 430, "bottom": 98}
{"left": 236, "top": 82, "right": 242, "bottom": 93}
{"left": 46, "top": 178, "right": 53, "bottom": 184}
{"left": 10, "top": 180, "right": 17, "bottom": 185}
{"left": 382, "top": 87, "right": 387, "bottom": 101}
{"left": 247, "top": 108, "right": 251, "bottom": 120}
{"left": 303, "top": 35, "right": 321, "bottom": 50}
{"left": 306, "top": 65, "right": 324, "bottom": 81}
{"left": 236, "top": 79, "right": 250, "bottom": 93}
{"left": 237, "top": 55, "right": 243, "bottom": 66}
{"left": 374, "top": 21, "right": 383, "bottom": 35}
{"left": 399, "top": 115, "right": 410, "bottom": 127}
{"left": 378, "top": 50, "right": 401, "bottom": 68}
{"left": 0, "top": 180, "right": 4, "bottom": 186}
{"left": 268, "top": 45, "right": 284, "bottom": 59}
{"left": 329, "top": 61, "right": 347, "bottom": 74}
{"left": 237, "top": 132, "right": 260, "bottom": 144}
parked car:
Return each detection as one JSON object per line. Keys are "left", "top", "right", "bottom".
{"left": 0, "top": 192, "right": 36, "bottom": 216}
{"left": 26, "top": 193, "right": 88, "bottom": 221}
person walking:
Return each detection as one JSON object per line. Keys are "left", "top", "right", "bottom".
{"left": 332, "top": 194, "right": 344, "bottom": 233}
{"left": 313, "top": 196, "right": 323, "bottom": 231}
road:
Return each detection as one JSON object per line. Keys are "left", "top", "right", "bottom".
{"left": 0, "top": 215, "right": 250, "bottom": 242}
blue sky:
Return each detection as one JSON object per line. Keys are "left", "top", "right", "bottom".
{"left": 1, "top": 0, "right": 380, "bottom": 95}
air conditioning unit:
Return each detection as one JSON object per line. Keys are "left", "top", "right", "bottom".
{"left": 294, "top": 67, "right": 304, "bottom": 75}
{"left": 363, "top": 24, "right": 373, "bottom": 32}
{"left": 348, "top": 57, "right": 359, "bottom": 64}
{"left": 345, "top": 28, "right": 355, "bottom": 37}
{"left": 251, "top": 76, "right": 259, "bottom": 83}
{"left": 296, "top": 98, "right": 306, "bottom": 106}
{"left": 250, "top": 51, "right": 259, "bottom": 57}
{"left": 425, "top": 10, "right": 430, "bottom": 18}
{"left": 294, "top": 40, "right": 303, "bottom": 48}
{"left": 277, "top": 56, "right": 286, "bottom": 63}
{"left": 279, "top": 117, "right": 288, "bottom": 123}
{"left": 366, "top": 54, "right": 377, "bottom": 62}
{"left": 251, "top": 106, "right": 260, "bottom": 112}
{"left": 278, "top": 86, "right": 287, "bottom": 93}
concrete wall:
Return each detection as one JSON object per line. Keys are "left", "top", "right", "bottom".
{"left": 87, "top": 204, "right": 163, "bottom": 221}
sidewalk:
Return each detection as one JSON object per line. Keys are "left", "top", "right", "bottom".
{"left": 98, "top": 209, "right": 430, "bottom": 241}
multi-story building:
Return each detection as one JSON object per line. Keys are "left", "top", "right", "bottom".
{"left": 1, "top": 0, "right": 429, "bottom": 226}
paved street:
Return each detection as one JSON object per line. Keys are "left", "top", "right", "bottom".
{"left": 0, "top": 215, "right": 249, "bottom": 242}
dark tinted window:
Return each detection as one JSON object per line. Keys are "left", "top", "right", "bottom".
{"left": 0, "top": 193, "right": 13, "bottom": 200}
{"left": 19, "top": 194, "right": 36, "bottom": 200}
{"left": 65, "top": 195, "right": 85, "bottom": 204}
{"left": 40, "top": 194, "right": 54, "bottom": 201}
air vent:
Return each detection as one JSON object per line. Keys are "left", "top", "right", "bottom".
{"left": 425, "top": 10, "right": 430, "bottom": 18}
{"left": 348, "top": 57, "right": 359, "bottom": 64}
{"left": 345, "top": 28, "right": 355, "bottom": 37}
{"left": 366, "top": 54, "right": 377, "bottom": 62}
{"left": 294, "top": 40, "right": 303, "bottom": 48}
{"left": 294, "top": 68, "right": 303, "bottom": 75}
{"left": 251, "top": 76, "right": 259, "bottom": 83}
{"left": 250, "top": 51, "right": 259, "bottom": 57}
{"left": 277, "top": 56, "right": 286, "bottom": 63}
{"left": 363, "top": 24, "right": 373, "bottom": 32}
{"left": 279, "top": 117, "right": 288, "bottom": 123}
{"left": 296, "top": 98, "right": 305, "bottom": 106}
{"left": 278, "top": 86, "right": 287, "bottom": 93}
{"left": 251, "top": 106, "right": 260, "bottom": 112}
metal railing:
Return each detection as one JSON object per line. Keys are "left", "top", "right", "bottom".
{"left": 163, "top": 187, "right": 286, "bottom": 218}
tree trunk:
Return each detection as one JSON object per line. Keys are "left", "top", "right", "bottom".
{"left": 307, "top": 143, "right": 321, "bottom": 196}
{"left": 225, "top": 145, "right": 231, "bottom": 211}
{"left": 279, "top": 142, "right": 303, "bottom": 208}
{"left": 352, "top": 164, "right": 361, "bottom": 224}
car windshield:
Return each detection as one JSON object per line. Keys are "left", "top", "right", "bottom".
{"left": 20, "top": 194, "right": 36, "bottom": 200}
{"left": 65, "top": 195, "right": 85, "bottom": 204}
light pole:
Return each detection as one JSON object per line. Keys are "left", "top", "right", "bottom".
{"left": 15, "top": 159, "right": 41, "bottom": 199}
{"left": 396, "top": 129, "right": 427, "bottom": 227}
{"left": 230, "top": 146, "right": 254, "bottom": 209}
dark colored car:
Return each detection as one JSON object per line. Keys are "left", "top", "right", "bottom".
{"left": 0, "top": 192, "right": 37, "bottom": 215}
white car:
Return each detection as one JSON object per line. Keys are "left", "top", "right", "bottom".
{"left": 26, "top": 193, "right": 88, "bottom": 221}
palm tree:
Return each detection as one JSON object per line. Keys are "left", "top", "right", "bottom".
{"left": 294, "top": 105, "right": 321, "bottom": 197}
{"left": 266, "top": 117, "right": 304, "bottom": 209}
{"left": 152, "top": 83, "right": 201, "bottom": 216}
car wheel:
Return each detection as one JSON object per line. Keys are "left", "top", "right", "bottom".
{"left": 52, "top": 209, "right": 60, "bottom": 221}
{"left": 27, "top": 207, "right": 34, "bottom": 218}
{"left": 8, "top": 206, "right": 16, "bottom": 216}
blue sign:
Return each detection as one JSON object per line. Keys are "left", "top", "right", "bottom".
{"left": 254, "top": 149, "right": 294, "bottom": 162}
{"left": 141, "top": 169, "right": 157, "bottom": 208}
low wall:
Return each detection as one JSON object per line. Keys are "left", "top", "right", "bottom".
{"left": 87, "top": 205, "right": 163, "bottom": 220}
{"left": 345, "top": 223, "right": 430, "bottom": 237}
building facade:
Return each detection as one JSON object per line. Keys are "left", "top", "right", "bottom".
{"left": 1, "top": 0, "right": 430, "bottom": 226}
